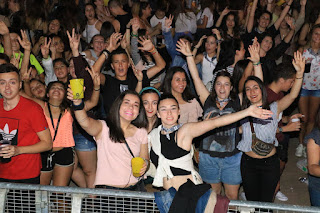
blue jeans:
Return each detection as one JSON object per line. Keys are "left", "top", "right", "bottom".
{"left": 309, "top": 175, "right": 320, "bottom": 206}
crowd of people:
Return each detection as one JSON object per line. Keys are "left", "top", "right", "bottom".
{"left": 0, "top": 0, "right": 319, "bottom": 209}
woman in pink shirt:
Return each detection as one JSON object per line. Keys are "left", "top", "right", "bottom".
{"left": 68, "top": 90, "right": 149, "bottom": 191}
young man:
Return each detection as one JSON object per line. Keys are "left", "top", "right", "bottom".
{"left": 267, "top": 62, "right": 303, "bottom": 201}
{"left": 0, "top": 63, "right": 52, "bottom": 184}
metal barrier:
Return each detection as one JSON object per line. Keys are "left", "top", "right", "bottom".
{"left": 0, "top": 182, "right": 319, "bottom": 213}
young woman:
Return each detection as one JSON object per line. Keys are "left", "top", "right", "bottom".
{"left": 81, "top": 34, "right": 105, "bottom": 66}
{"left": 215, "top": 8, "right": 240, "bottom": 39}
{"left": 297, "top": 24, "right": 320, "bottom": 158}
{"left": 161, "top": 67, "right": 203, "bottom": 124}
{"left": 237, "top": 52, "right": 305, "bottom": 202}
{"left": 306, "top": 111, "right": 320, "bottom": 207}
{"left": 176, "top": 39, "right": 260, "bottom": 200}
{"left": 149, "top": 94, "right": 272, "bottom": 190}
{"left": 196, "top": 0, "right": 215, "bottom": 36}
{"left": 82, "top": 3, "right": 102, "bottom": 45}
{"left": 140, "top": 87, "right": 161, "bottom": 133}
{"left": 68, "top": 90, "right": 149, "bottom": 191}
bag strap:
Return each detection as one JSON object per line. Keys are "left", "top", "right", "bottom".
{"left": 249, "top": 118, "right": 255, "bottom": 134}
{"left": 125, "top": 140, "right": 135, "bottom": 158}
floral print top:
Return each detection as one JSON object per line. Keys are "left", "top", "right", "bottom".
{"left": 302, "top": 48, "right": 320, "bottom": 90}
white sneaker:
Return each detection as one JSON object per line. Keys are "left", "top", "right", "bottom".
{"left": 295, "top": 144, "right": 304, "bottom": 157}
{"left": 275, "top": 191, "right": 288, "bottom": 201}
{"left": 240, "top": 192, "right": 247, "bottom": 201}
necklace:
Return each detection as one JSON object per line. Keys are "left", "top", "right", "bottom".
{"left": 48, "top": 102, "right": 60, "bottom": 108}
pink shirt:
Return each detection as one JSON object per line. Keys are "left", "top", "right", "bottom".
{"left": 178, "top": 98, "right": 203, "bottom": 124}
{"left": 94, "top": 120, "right": 148, "bottom": 186}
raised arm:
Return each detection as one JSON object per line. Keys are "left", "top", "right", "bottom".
{"left": 176, "top": 39, "right": 210, "bottom": 105}
{"left": 137, "top": 36, "right": 166, "bottom": 79}
{"left": 273, "top": 0, "right": 293, "bottom": 30}
{"left": 180, "top": 104, "right": 273, "bottom": 148}
{"left": 215, "top": 7, "right": 230, "bottom": 28}
{"left": 84, "top": 67, "right": 100, "bottom": 111}
{"left": 67, "top": 87, "right": 103, "bottom": 138}
{"left": 18, "top": 30, "right": 32, "bottom": 77}
{"left": 247, "top": 38, "right": 263, "bottom": 80}
{"left": 192, "top": 35, "right": 207, "bottom": 58}
{"left": 163, "top": 15, "right": 177, "bottom": 59}
{"left": 247, "top": 0, "right": 258, "bottom": 33}
{"left": 0, "top": 21, "right": 12, "bottom": 57}
{"left": 130, "top": 18, "right": 142, "bottom": 65}
{"left": 277, "top": 51, "right": 305, "bottom": 115}
{"left": 283, "top": 16, "right": 296, "bottom": 43}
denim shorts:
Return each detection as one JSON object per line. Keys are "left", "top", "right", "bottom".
{"left": 74, "top": 134, "right": 97, "bottom": 151}
{"left": 300, "top": 88, "right": 320, "bottom": 97}
{"left": 199, "top": 152, "right": 242, "bottom": 185}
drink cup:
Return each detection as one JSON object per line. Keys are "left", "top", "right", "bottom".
{"left": 0, "top": 140, "right": 12, "bottom": 163}
{"left": 291, "top": 118, "right": 300, "bottom": 123}
{"left": 277, "top": 0, "right": 286, "bottom": 6}
{"left": 70, "top": 79, "right": 84, "bottom": 99}
{"left": 104, "top": 0, "right": 109, "bottom": 6}
{"left": 131, "top": 157, "right": 145, "bottom": 177}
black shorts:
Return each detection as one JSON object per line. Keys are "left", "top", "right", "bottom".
{"left": 41, "top": 147, "right": 74, "bottom": 172}
{"left": 276, "top": 133, "right": 289, "bottom": 163}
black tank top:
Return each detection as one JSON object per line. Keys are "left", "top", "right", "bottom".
{"left": 150, "top": 130, "right": 191, "bottom": 176}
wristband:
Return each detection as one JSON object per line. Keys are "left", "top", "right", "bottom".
{"left": 72, "top": 100, "right": 85, "bottom": 111}
{"left": 102, "top": 50, "right": 110, "bottom": 59}
{"left": 296, "top": 76, "right": 303, "bottom": 79}
{"left": 278, "top": 127, "right": 283, "bottom": 133}
{"left": 253, "top": 61, "right": 261, "bottom": 66}
{"left": 148, "top": 46, "right": 156, "bottom": 53}
{"left": 94, "top": 87, "right": 100, "bottom": 91}
{"left": 186, "top": 54, "right": 193, "bottom": 57}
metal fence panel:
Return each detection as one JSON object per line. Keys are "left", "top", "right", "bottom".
{"left": 0, "top": 182, "right": 319, "bottom": 213}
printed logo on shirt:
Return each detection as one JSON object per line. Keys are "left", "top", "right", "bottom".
{"left": 120, "top": 84, "right": 129, "bottom": 93}
{"left": 0, "top": 118, "right": 19, "bottom": 146}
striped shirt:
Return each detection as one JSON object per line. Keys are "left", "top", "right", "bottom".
{"left": 237, "top": 102, "right": 282, "bottom": 152}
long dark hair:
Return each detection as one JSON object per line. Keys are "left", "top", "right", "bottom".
{"left": 107, "top": 90, "right": 148, "bottom": 143}
{"left": 241, "top": 76, "right": 269, "bottom": 110}
{"left": 221, "top": 11, "right": 240, "bottom": 38}
{"left": 46, "top": 81, "right": 69, "bottom": 112}
{"left": 210, "top": 71, "right": 237, "bottom": 101}
{"left": 140, "top": 88, "right": 161, "bottom": 130}
{"left": 233, "top": 59, "right": 250, "bottom": 94}
{"left": 161, "top": 66, "right": 195, "bottom": 102}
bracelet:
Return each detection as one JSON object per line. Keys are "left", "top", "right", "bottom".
{"left": 150, "top": 50, "right": 158, "bottom": 55}
{"left": 102, "top": 50, "right": 110, "bottom": 59}
{"left": 94, "top": 87, "right": 100, "bottom": 91}
{"left": 194, "top": 47, "right": 198, "bottom": 49}
{"left": 296, "top": 76, "right": 303, "bottom": 79}
{"left": 253, "top": 61, "right": 261, "bottom": 66}
{"left": 131, "top": 32, "right": 138, "bottom": 37}
{"left": 138, "top": 80, "right": 142, "bottom": 82}
{"left": 186, "top": 54, "right": 193, "bottom": 57}
{"left": 72, "top": 100, "right": 85, "bottom": 111}
{"left": 148, "top": 46, "right": 156, "bottom": 53}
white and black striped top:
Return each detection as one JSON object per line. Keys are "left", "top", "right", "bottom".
{"left": 237, "top": 102, "right": 282, "bottom": 152}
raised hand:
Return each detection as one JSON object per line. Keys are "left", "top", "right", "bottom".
{"left": 247, "top": 104, "right": 273, "bottom": 120}
{"left": 300, "top": 0, "right": 307, "bottom": 6}
{"left": 285, "top": 16, "right": 295, "bottom": 30}
{"left": 67, "top": 28, "right": 80, "bottom": 52}
{"left": 137, "top": 36, "right": 154, "bottom": 52}
{"left": 106, "top": 33, "right": 122, "bottom": 52}
{"left": 221, "top": 7, "right": 230, "bottom": 16}
{"left": 67, "top": 85, "right": 82, "bottom": 105}
{"left": 131, "top": 18, "right": 140, "bottom": 33}
{"left": 40, "top": 37, "right": 51, "bottom": 59}
{"left": 164, "top": 14, "right": 174, "bottom": 29}
{"left": 17, "top": 30, "right": 31, "bottom": 51}
{"left": 0, "top": 21, "right": 9, "bottom": 35}
{"left": 176, "top": 39, "right": 192, "bottom": 56}
{"left": 212, "top": 28, "right": 222, "bottom": 40}
{"left": 292, "top": 51, "right": 305, "bottom": 75}
{"left": 87, "top": 66, "right": 100, "bottom": 89}
{"left": 10, "top": 53, "right": 21, "bottom": 69}
{"left": 247, "top": 37, "right": 260, "bottom": 63}
{"left": 120, "top": 34, "right": 128, "bottom": 50}
{"left": 21, "top": 67, "right": 32, "bottom": 82}
{"left": 195, "top": 35, "right": 207, "bottom": 49}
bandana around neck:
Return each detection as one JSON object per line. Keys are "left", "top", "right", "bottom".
{"left": 216, "top": 97, "right": 230, "bottom": 108}
{"left": 161, "top": 124, "right": 183, "bottom": 140}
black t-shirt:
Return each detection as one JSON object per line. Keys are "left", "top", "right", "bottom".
{"left": 242, "top": 25, "right": 278, "bottom": 50}
{"left": 102, "top": 69, "right": 149, "bottom": 115}
{"left": 199, "top": 96, "right": 241, "bottom": 158}
{"left": 115, "top": 13, "right": 133, "bottom": 35}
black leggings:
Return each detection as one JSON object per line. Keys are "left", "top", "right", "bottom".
{"left": 241, "top": 153, "right": 280, "bottom": 202}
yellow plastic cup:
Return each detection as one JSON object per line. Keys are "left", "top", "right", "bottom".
{"left": 70, "top": 79, "right": 84, "bottom": 99}
{"left": 277, "top": 0, "right": 286, "bottom": 6}
{"left": 104, "top": 0, "right": 109, "bottom": 6}
{"left": 131, "top": 157, "right": 144, "bottom": 177}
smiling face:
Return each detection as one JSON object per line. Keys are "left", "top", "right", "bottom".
{"left": 9, "top": 33, "right": 20, "bottom": 52}
{"left": 205, "top": 36, "right": 217, "bottom": 54}
{"left": 171, "top": 72, "right": 187, "bottom": 95}
{"left": 157, "top": 98, "right": 180, "bottom": 128}
{"left": 260, "top": 36, "right": 273, "bottom": 53}
{"left": 312, "top": 27, "right": 320, "bottom": 44}
{"left": 48, "top": 19, "right": 60, "bottom": 35}
{"left": 111, "top": 53, "right": 129, "bottom": 80}
{"left": 226, "top": 14, "right": 235, "bottom": 29}
{"left": 0, "top": 71, "right": 21, "bottom": 101}
{"left": 214, "top": 76, "right": 232, "bottom": 100}
{"left": 119, "top": 94, "right": 140, "bottom": 122}
{"left": 30, "top": 80, "right": 46, "bottom": 99}
{"left": 52, "top": 36, "right": 65, "bottom": 53}
{"left": 54, "top": 61, "right": 68, "bottom": 80}
{"left": 245, "top": 80, "right": 262, "bottom": 105}
{"left": 142, "top": 92, "right": 159, "bottom": 118}
{"left": 258, "top": 13, "right": 271, "bottom": 30}
{"left": 91, "top": 35, "right": 105, "bottom": 53}
{"left": 47, "top": 82, "right": 66, "bottom": 101}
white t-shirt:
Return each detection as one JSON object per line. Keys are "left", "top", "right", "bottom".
{"left": 175, "top": 12, "right": 197, "bottom": 34}
{"left": 197, "top": 7, "right": 214, "bottom": 28}
{"left": 150, "top": 15, "right": 166, "bottom": 30}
